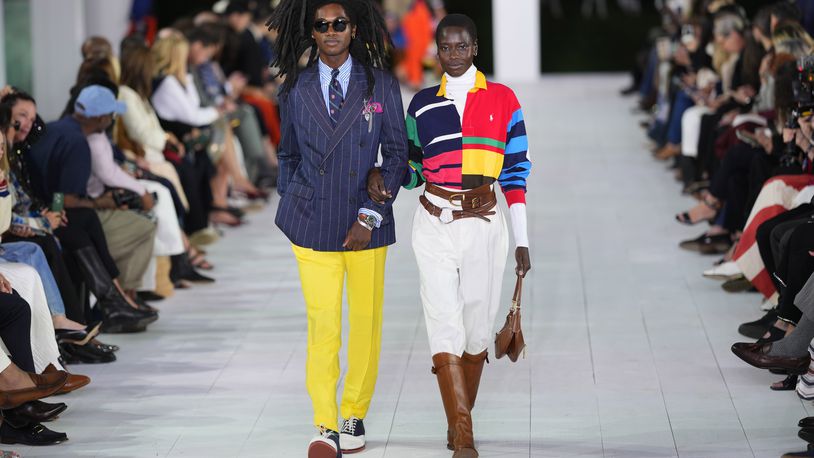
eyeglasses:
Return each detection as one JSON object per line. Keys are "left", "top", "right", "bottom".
{"left": 313, "top": 18, "right": 350, "bottom": 34}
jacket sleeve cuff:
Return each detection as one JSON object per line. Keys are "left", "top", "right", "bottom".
{"left": 358, "top": 207, "right": 383, "bottom": 228}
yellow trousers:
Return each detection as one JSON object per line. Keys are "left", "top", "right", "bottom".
{"left": 292, "top": 244, "right": 387, "bottom": 432}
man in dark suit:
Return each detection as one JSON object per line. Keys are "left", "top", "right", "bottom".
{"left": 268, "top": 1, "right": 407, "bottom": 457}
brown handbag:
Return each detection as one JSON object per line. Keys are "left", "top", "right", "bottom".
{"left": 494, "top": 274, "right": 525, "bottom": 362}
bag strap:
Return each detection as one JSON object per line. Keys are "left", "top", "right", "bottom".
{"left": 511, "top": 275, "right": 523, "bottom": 312}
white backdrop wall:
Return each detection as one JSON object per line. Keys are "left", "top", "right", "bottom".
{"left": 493, "top": 0, "right": 541, "bottom": 82}
{"left": 0, "top": 0, "right": 6, "bottom": 88}
{"left": 30, "top": 0, "right": 130, "bottom": 121}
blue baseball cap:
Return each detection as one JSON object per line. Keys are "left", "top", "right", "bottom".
{"left": 74, "top": 85, "right": 127, "bottom": 117}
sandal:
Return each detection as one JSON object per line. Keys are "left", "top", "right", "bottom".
{"left": 675, "top": 196, "right": 720, "bottom": 225}
{"left": 210, "top": 209, "right": 242, "bottom": 227}
{"left": 770, "top": 374, "right": 798, "bottom": 390}
{"left": 190, "top": 251, "right": 214, "bottom": 271}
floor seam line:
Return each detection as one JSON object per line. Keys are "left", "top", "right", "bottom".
{"left": 641, "top": 312, "right": 681, "bottom": 457}
{"left": 686, "top": 276, "right": 756, "bottom": 458}
{"left": 576, "top": 232, "right": 605, "bottom": 458}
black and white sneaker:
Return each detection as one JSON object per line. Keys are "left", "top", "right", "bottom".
{"left": 339, "top": 416, "right": 366, "bottom": 454}
{"left": 308, "top": 427, "right": 341, "bottom": 458}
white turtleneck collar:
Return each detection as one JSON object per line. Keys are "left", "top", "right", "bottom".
{"left": 443, "top": 65, "right": 477, "bottom": 122}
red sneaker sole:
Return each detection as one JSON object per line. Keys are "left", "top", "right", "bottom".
{"left": 308, "top": 441, "right": 338, "bottom": 458}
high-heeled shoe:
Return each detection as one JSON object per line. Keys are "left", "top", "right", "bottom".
{"left": 58, "top": 341, "right": 116, "bottom": 364}
{"left": 54, "top": 321, "right": 101, "bottom": 347}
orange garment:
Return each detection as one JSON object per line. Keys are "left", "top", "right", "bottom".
{"left": 400, "top": 0, "right": 433, "bottom": 87}
{"left": 241, "top": 91, "right": 281, "bottom": 146}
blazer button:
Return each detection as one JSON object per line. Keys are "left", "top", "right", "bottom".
{"left": 319, "top": 168, "right": 325, "bottom": 176}
{"left": 350, "top": 170, "right": 357, "bottom": 176}
{"left": 349, "top": 197, "right": 356, "bottom": 204}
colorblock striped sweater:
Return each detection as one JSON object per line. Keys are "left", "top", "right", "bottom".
{"left": 404, "top": 71, "right": 531, "bottom": 206}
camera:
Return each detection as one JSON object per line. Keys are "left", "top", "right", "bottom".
{"left": 788, "top": 55, "right": 814, "bottom": 128}
{"left": 781, "top": 57, "right": 814, "bottom": 167}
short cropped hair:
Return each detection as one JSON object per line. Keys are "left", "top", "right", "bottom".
{"left": 436, "top": 14, "right": 478, "bottom": 43}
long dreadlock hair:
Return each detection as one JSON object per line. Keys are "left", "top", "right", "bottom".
{"left": 267, "top": 0, "right": 391, "bottom": 99}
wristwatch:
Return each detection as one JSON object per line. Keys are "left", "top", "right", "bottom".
{"left": 358, "top": 213, "right": 376, "bottom": 231}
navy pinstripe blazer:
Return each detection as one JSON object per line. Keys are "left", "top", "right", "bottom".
{"left": 275, "top": 62, "right": 408, "bottom": 251}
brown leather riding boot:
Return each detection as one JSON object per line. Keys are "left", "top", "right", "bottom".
{"left": 432, "top": 353, "right": 478, "bottom": 457}
{"left": 447, "top": 350, "right": 488, "bottom": 449}
{"left": 462, "top": 350, "right": 488, "bottom": 410}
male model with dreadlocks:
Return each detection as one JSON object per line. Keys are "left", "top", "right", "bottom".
{"left": 268, "top": 1, "right": 407, "bottom": 457}
{"left": 368, "top": 13, "right": 531, "bottom": 458}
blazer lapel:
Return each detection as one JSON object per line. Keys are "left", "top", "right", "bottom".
{"left": 322, "top": 64, "right": 367, "bottom": 164}
{"left": 299, "top": 66, "right": 333, "bottom": 138}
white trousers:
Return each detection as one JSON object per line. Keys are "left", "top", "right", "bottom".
{"left": 0, "top": 263, "right": 62, "bottom": 372}
{"left": 412, "top": 189, "right": 509, "bottom": 356}
{"left": 680, "top": 105, "right": 712, "bottom": 158}
{"left": 140, "top": 180, "right": 185, "bottom": 257}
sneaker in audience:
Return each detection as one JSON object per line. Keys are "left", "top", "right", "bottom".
{"left": 760, "top": 296, "right": 778, "bottom": 311}
{"left": 702, "top": 261, "right": 741, "bottom": 281}
{"left": 308, "top": 427, "right": 341, "bottom": 458}
{"left": 339, "top": 416, "right": 365, "bottom": 453}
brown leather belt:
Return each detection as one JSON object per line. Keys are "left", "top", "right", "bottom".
{"left": 420, "top": 183, "right": 497, "bottom": 223}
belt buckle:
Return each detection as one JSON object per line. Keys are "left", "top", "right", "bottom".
{"left": 448, "top": 193, "right": 465, "bottom": 206}
{"left": 439, "top": 208, "right": 454, "bottom": 224}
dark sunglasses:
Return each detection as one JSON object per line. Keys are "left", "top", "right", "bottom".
{"left": 313, "top": 18, "right": 350, "bottom": 34}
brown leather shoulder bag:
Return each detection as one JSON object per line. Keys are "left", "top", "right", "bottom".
{"left": 495, "top": 274, "right": 525, "bottom": 362}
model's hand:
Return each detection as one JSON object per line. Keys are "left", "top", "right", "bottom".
{"left": 515, "top": 247, "right": 531, "bottom": 278}
{"left": 367, "top": 167, "right": 391, "bottom": 204}
{"left": 343, "top": 222, "right": 372, "bottom": 251}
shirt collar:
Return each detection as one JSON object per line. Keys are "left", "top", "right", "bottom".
{"left": 437, "top": 67, "right": 487, "bottom": 98}
{"left": 318, "top": 55, "right": 353, "bottom": 82}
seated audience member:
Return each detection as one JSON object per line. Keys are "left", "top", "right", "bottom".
{"left": 0, "top": 293, "right": 70, "bottom": 447}
{"left": 151, "top": 32, "right": 246, "bottom": 228}
{"left": 117, "top": 43, "right": 217, "bottom": 278}
{"left": 188, "top": 23, "right": 274, "bottom": 190}
{"left": 219, "top": 0, "right": 282, "bottom": 147}
{"left": 25, "top": 86, "right": 159, "bottom": 333}
{"left": 630, "top": 3, "right": 814, "bottom": 454}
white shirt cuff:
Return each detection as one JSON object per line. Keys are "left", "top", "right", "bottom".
{"left": 509, "top": 203, "right": 529, "bottom": 248}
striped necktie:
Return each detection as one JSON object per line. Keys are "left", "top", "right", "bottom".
{"left": 329, "top": 68, "right": 344, "bottom": 126}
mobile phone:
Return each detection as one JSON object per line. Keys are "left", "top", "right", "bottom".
{"left": 735, "top": 129, "right": 760, "bottom": 148}
{"left": 51, "top": 193, "right": 64, "bottom": 213}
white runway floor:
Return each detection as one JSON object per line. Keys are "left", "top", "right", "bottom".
{"left": 13, "top": 75, "right": 814, "bottom": 457}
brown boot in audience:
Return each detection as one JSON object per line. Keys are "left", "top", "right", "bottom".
{"left": 44, "top": 364, "right": 90, "bottom": 395}
{"left": 432, "top": 353, "right": 478, "bottom": 458}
